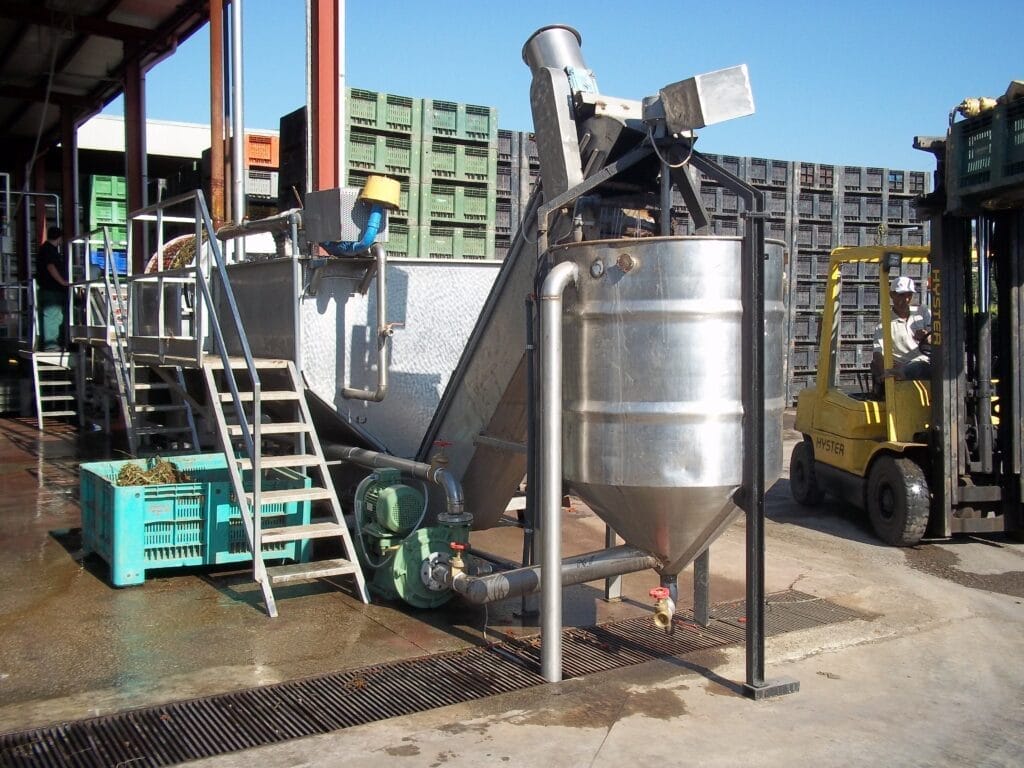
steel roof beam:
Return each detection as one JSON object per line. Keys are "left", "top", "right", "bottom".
{"left": 0, "top": 2, "right": 152, "bottom": 41}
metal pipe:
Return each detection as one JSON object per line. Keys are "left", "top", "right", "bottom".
{"left": 230, "top": 0, "right": 245, "bottom": 257}
{"left": 216, "top": 209, "right": 301, "bottom": 240}
{"left": 342, "top": 243, "right": 390, "bottom": 401}
{"left": 521, "top": 25, "right": 585, "bottom": 74}
{"left": 331, "top": 444, "right": 465, "bottom": 519}
{"left": 539, "top": 259, "right": 579, "bottom": 683}
{"left": 660, "top": 162, "right": 672, "bottom": 236}
{"left": 452, "top": 545, "right": 661, "bottom": 605}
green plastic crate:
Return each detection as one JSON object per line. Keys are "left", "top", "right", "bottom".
{"left": 90, "top": 174, "right": 127, "bottom": 200}
{"left": 422, "top": 100, "right": 498, "bottom": 144}
{"left": 422, "top": 226, "right": 491, "bottom": 259}
{"left": 90, "top": 198, "right": 128, "bottom": 227}
{"left": 420, "top": 184, "right": 494, "bottom": 224}
{"left": 346, "top": 129, "right": 421, "bottom": 177}
{"left": 422, "top": 143, "right": 497, "bottom": 184}
{"left": 79, "top": 454, "right": 312, "bottom": 586}
{"left": 384, "top": 223, "right": 419, "bottom": 259}
{"left": 346, "top": 88, "right": 422, "bottom": 137}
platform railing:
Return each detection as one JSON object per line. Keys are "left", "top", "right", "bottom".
{"left": 124, "top": 189, "right": 264, "bottom": 563}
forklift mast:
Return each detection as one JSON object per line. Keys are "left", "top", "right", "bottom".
{"left": 915, "top": 82, "right": 1024, "bottom": 537}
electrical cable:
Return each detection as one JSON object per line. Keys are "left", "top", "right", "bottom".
{"left": 646, "top": 124, "right": 695, "bottom": 169}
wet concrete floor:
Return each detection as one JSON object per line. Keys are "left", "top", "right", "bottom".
{"left": 2, "top": 413, "right": 1023, "bottom": 768}
{"left": 0, "top": 416, "right": 744, "bottom": 734}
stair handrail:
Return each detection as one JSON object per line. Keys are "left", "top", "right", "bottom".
{"left": 189, "top": 192, "right": 264, "bottom": 556}
{"left": 98, "top": 226, "right": 134, "bottom": 411}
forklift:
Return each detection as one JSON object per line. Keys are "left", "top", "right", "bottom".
{"left": 790, "top": 82, "right": 1024, "bottom": 545}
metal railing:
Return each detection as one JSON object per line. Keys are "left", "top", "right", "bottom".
{"left": 125, "top": 190, "right": 264, "bottom": 557}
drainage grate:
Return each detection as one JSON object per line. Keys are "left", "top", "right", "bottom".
{"left": 0, "top": 590, "right": 867, "bottom": 767}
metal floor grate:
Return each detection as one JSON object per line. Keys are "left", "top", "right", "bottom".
{"left": 0, "top": 590, "right": 867, "bottom": 767}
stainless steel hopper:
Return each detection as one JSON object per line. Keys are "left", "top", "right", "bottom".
{"left": 555, "top": 237, "right": 786, "bottom": 575}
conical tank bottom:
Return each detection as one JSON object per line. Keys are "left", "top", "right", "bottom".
{"left": 570, "top": 483, "right": 741, "bottom": 575}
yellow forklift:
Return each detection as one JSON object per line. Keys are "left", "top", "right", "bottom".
{"left": 791, "top": 83, "right": 1024, "bottom": 545}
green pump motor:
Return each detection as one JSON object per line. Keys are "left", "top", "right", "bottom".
{"left": 354, "top": 468, "right": 468, "bottom": 609}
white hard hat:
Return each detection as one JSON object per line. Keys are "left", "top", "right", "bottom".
{"left": 891, "top": 275, "right": 916, "bottom": 294}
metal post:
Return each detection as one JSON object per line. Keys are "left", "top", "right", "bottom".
{"left": 229, "top": 0, "right": 245, "bottom": 259}
{"left": 521, "top": 295, "right": 539, "bottom": 617}
{"left": 124, "top": 50, "right": 147, "bottom": 274}
{"left": 693, "top": 548, "right": 710, "bottom": 626}
{"left": 539, "top": 260, "right": 578, "bottom": 683}
{"left": 741, "top": 205, "right": 798, "bottom": 700}
{"left": 977, "top": 216, "right": 994, "bottom": 474}
{"left": 603, "top": 526, "right": 622, "bottom": 601}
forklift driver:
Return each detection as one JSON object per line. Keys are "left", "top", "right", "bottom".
{"left": 871, "top": 275, "right": 932, "bottom": 388}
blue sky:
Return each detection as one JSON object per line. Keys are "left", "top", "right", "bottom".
{"left": 106, "top": 0, "right": 1021, "bottom": 172}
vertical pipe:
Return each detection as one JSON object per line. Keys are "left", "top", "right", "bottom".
{"left": 341, "top": 243, "right": 389, "bottom": 401}
{"left": 311, "top": 0, "right": 339, "bottom": 191}
{"left": 209, "top": 0, "right": 226, "bottom": 227}
{"left": 659, "top": 163, "right": 672, "bottom": 236}
{"left": 336, "top": 0, "right": 346, "bottom": 184}
{"left": 230, "top": 0, "right": 245, "bottom": 259}
{"left": 304, "top": 0, "right": 313, "bottom": 195}
{"left": 539, "top": 259, "right": 578, "bottom": 683}
{"left": 60, "top": 109, "right": 78, "bottom": 242}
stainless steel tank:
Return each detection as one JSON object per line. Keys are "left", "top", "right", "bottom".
{"left": 553, "top": 235, "right": 786, "bottom": 575}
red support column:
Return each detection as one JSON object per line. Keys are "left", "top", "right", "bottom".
{"left": 60, "top": 108, "right": 79, "bottom": 243}
{"left": 124, "top": 50, "right": 147, "bottom": 274}
{"left": 311, "top": 0, "right": 341, "bottom": 191}
{"left": 209, "top": 0, "right": 226, "bottom": 227}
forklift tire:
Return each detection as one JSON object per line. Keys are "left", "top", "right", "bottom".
{"left": 866, "top": 455, "right": 929, "bottom": 546}
{"left": 790, "top": 440, "right": 823, "bottom": 506}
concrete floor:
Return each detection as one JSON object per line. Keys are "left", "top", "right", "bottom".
{"left": 1, "top": 415, "right": 1023, "bottom": 766}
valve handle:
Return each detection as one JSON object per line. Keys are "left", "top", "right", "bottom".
{"left": 649, "top": 587, "right": 670, "bottom": 600}
{"left": 450, "top": 542, "right": 466, "bottom": 552}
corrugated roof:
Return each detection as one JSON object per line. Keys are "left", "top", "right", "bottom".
{"left": 0, "top": 0, "right": 207, "bottom": 161}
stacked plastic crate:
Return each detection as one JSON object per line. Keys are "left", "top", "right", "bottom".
{"left": 344, "top": 89, "right": 422, "bottom": 258}
{"left": 88, "top": 174, "right": 128, "bottom": 273}
{"left": 495, "top": 129, "right": 538, "bottom": 259}
{"left": 418, "top": 99, "right": 499, "bottom": 259}
{"left": 243, "top": 131, "right": 280, "bottom": 218}
{"left": 787, "top": 164, "right": 930, "bottom": 400}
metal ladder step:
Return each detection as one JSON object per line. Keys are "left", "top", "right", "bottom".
{"left": 204, "top": 356, "right": 290, "bottom": 370}
{"left": 38, "top": 379, "right": 73, "bottom": 387}
{"left": 39, "top": 394, "right": 75, "bottom": 402}
{"left": 133, "top": 382, "right": 171, "bottom": 391}
{"left": 135, "top": 425, "right": 194, "bottom": 436}
{"left": 133, "top": 404, "right": 187, "bottom": 413}
{"left": 227, "top": 421, "right": 311, "bottom": 436}
{"left": 266, "top": 558, "right": 360, "bottom": 585}
{"left": 236, "top": 454, "right": 321, "bottom": 470}
{"left": 260, "top": 519, "right": 345, "bottom": 543}
{"left": 39, "top": 410, "right": 76, "bottom": 417}
{"left": 218, "top": 391, "right": 301, "bottom": 402}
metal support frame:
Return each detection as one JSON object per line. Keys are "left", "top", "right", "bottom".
{"left": 687, "top": 150, "right": 798, "bottom": 700}
{"left": 310, "top": 0, "right": 344, "bottom": 191}
{"left": 124, "top": 50, "right": 147, "bottom": 274}
{"left": 209, "top": 0, "right": 226, "bottom": 227}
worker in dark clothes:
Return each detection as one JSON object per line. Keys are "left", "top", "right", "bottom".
{"left": 35, "top": 226, "right": 68, "bottom": 351}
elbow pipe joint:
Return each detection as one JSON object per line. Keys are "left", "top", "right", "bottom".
{"left": 321, "top": 205, "right": 385, "bottom": 256}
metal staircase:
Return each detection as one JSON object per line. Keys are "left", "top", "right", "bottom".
{"left": 28, "top": 349, "right": 76, "bottom": 429}
{"left": 124, "top": 191, "right": 369, "bottom": 616}
{"left": 203, "top": 356, "right": 368, "bottom": 616}
{"left": 25, "top": 279, "right": 76, "bottom": 429}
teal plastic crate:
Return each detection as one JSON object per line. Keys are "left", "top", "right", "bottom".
{"left": 79, "top": 454, "right": 312, "bottom": 586}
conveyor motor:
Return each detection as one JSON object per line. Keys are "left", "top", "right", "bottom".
{"left": 354, "top": 468, "right": 468, "bottom": 608}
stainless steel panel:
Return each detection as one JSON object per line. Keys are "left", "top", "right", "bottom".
{"left": 299, "top": 259, "right": 501, "bottom": 458}
{"left": 553, "top": 236, "right": 785, "bottom": 573}
{"left": 214, "top": 258, "right": 298, "bottom": 361}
